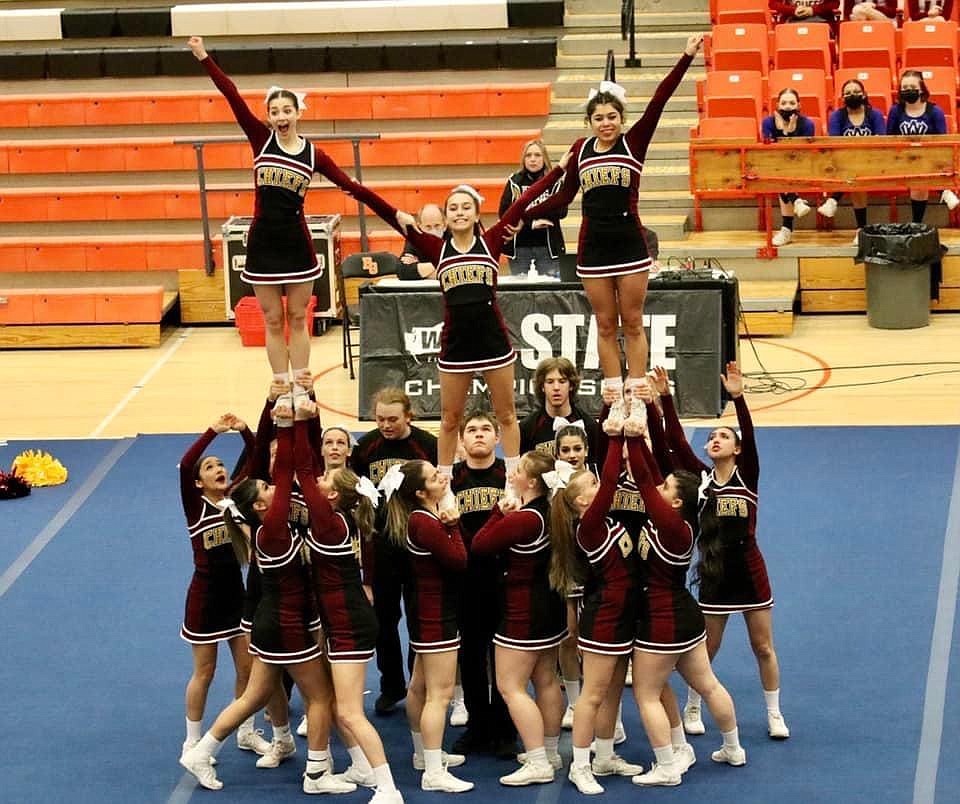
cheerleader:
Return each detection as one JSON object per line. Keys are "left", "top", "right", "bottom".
{"left": 498, "top": 138, "right": 567, "bottom": 277}
{"left": 381, "top": 461, "right": 473, "bottom": 793}
{"left": 614, "top": 415, "right": 745, "bottom": 787}
{"left": 653, "top": 364, "right": 790, "bottom": 741}
{"left": 178, "top": 413, "right": 272, "bottom": 761}
{"left": 520, "top": 35, "right": 703, "bottom": 420}
{"left": 179, "top": 401, "right": 349, "bottom": 793}
{"left": 294, "top": 404, "right": 402, "bottom": 802}
{"left": 472, "top": 452, "right": 567, "bottom": 787}
{"left": 549, "top": 436, "right": 644, "bottom": 795}
{"left": 340, "top": 154, "right": 571, "bottom": 493}
{"left": 187, "top": 36, "right": 414, "bottom": 400}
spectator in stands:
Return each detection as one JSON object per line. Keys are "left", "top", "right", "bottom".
{"left": 906, "top": 0, "right": 953, "bottom": 21}
{"left": 398, "top": 204, "right": 445, "bottom": 280}
{"left": 762, "top": 89, "right": 816, "bottom": 246}
{"left": 847, "top": 1, "right": 898, "bottom": 21}
{"left": 499, "top": 139, "right": 567, "bottom": 278}
{"left": 817, "top": 79, "right": 887, "bottom": 241}
{"left": 886, "top": 70, "right": 959, "bottom": 221}
{"left": 769, "top": 0, "right": 840, "bottom": 27}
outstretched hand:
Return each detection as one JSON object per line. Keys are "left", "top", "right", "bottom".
{"left": 188, "top": 36, "right": 207, "bottom": 61}
{"left": 720, "top": 361, "right": 744, "bottom": 398}
{"left": 650, "top": 366, "right": 670, "bottom": 396}
{"left": 213, "top": 413, "right": 232, "bottom": 434}
{"left": 397, "top": 210, "right": 420, "bottom": 232}
{"left": 684, "top": 34, "right": 704, "bottom": 57}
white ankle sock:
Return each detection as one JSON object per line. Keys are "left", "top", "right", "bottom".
{"left": 273, "top": 723, "right": 291, "bottom": 741}
{"left": 197, "top": 732, "right": 223, "bottom": 758}
{"left": 185, "top": 718, "right": 202, "bottom": 742}
{"left": 595, "top": 737, "right": 614, "bottom": 762}
{"left": 347, "top": 745, "right": 373, "bottom": 772}
{"left": 306, "top": 749, "right": 328, "bottom": 773}
{"left": 686, "top": 689, "right": 702, "bottom": 709}
{"left": 423, "top": 748, "right": 443, "bottom": 774}
{"left": 653, "top": 744, "right": 675, "bottom": 771}
{"left": 524, "top": 746, "right": 547, "bottom": 765}
{"left": 572, "top": 745, "right": 591, "bottom": 768}
{"left": 564, "top": 679, "right": 580, "bottom": 706}
{"left": 411, "top": 730, "right": 425, "bottom": 758}
{"left": 671, "top": 725, "right": 688, "bottom": 748}
{"left": 722, "top": 727, "right": 741, "bottom": 749}
{"left": 373, "top": 763, "right": 397, "bottom": 791}
{"left": 763, "top": 688, "right": 781, "bottom": 714}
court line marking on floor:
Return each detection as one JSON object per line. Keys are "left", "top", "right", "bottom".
{"left": 90, "top": 328, "right": 192, "bottom": 438}
{"left": 913, "top": 432, "right": 960, "bottom": 804}
{"left": 0, "top": 437, "right": 134, "bottom": 600}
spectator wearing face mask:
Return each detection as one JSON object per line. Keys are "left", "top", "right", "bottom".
{"left": 817, "top": 79, "right": 886, "bottom": 241}
{"left": 761, "top": 89, "right": 816, "bottom": 246}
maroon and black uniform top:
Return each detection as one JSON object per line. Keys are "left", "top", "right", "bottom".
{"left": 295, "top": 430, "right": 379, "bottom": 662}
{"left": 403, "top": 509, "right": 468, "bottom": 652}
{"left": 473, "top": 495, "right": 567, "bottom": 651}
{"left": 179, "top": 427, "right": 252, "bottom": 644}
{"left": 249, "top": 423, "right": 322, "bottom": 665}
{"left": 661, "top": 394, "right": 772, "bottom": 613}
{"left": 575, "top": 434, "right": 642, "bottom": 655}
{"left": 351, "top": 425, "right": 437, "bottom": 486}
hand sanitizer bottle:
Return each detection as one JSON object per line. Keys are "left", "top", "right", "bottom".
{"left": 528, "top": 257, "right": 538, "bottom": 279}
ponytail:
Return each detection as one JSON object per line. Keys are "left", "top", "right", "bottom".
{"left": 548, "top": 470, "right": 589, "bottom": 594}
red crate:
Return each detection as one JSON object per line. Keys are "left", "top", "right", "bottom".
{"left": 234, "top": 295, "right": 316, "bottom": 347}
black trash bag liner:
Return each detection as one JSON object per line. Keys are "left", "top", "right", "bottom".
{"left": 854, "top": 223, "right": 947, "bottom": 301}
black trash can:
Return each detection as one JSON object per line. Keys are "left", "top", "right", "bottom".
{"left": 855, "top": 223, "right": 940, "bottom": 329}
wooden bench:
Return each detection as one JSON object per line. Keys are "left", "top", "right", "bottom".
{"left": 0, "top": 286, "right": 175, "bottom": 347}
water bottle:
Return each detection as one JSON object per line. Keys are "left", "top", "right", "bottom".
{"left": 528, "top": 257, "right": 538, "bottom": 279}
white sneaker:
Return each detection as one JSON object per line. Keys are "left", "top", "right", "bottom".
{"left": 793, "top": 198, "right": 811, "bottom": 218}
{"left": 674, "top": 743, "right": 697, "bottom": 774}
{"left": 237, "top": 727, "right": 272, "bottom": 755}
{"left": 771, "top": 227, "right": 793, "bottom": 247}
{"left": 334, "top": 764, "right": 377, "bottom": 787}
{"left": 256, "top": 736, "right": 297, "bottom": 768}
{"left": 711, "top": 744, "right": 747, "bottom": 766}
{"left": 768, "top": 711, "right": 791, "bottom": 739}
{"left": 605, "top": 399, "right": 626, "bottom": 433}
{"left": 632, "top": 763, "right": 681, "bottom": 787}
{"left": 568, "top": 764, "right": 604, "bottom": 795}
{"left": 683, "top": 704, "right": 705, "bottom": 735}
{"left": 592, "top": 753, "right": 643, "bottom": 777}
{"left": 817, "top": 197, "right": 838, "bottom": 218}
{"left": 297, "top": 715, "right": 308, "bottom": 737}
{"left": 561, "top": 704, "right": 575, "bottom": 730}
{"left": 614, "top": 720, "right": 627, "bottom": 745}
{"left": 517, "top": 751, "right": 563, "bottom": 770}
{"left": 449, "top": 699, "right": 469, "bottom": 727}
{"left": 370, "top": 789, "right": 405, "bottom": 804}
{"left": 303, "top": 770, "right": 358, "bottom": 794}
{"left": 181, "top": 739, "right": 216, "bottom": 766}
{"left": 942, "top": 189, "right": 960, "bottom": 210}
{"left": 180, "top": 747, "right": 223, "bottom": 790}
{"left": 421, "top": 767, "right": 475, "bottom": 792}
{"left": 412, "top": 751, "right": 465, "bottom": 770}
{"left": 499, "top": 760, "right": 555, "bottom": 786}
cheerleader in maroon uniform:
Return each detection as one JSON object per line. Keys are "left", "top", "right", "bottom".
{"left": 187, "top": 36, "right": 414, "bottom": 401}
{"left": 654, "top": 364, "right": 789, "bottom": 740}
{"left": 612, "top": 415, "right": 745, "bottom": 787}
{"left": 293, "top": 403, "right": 402, "bottom": 803}
{"left": 382, "top": 460, "right": 473, "bottom": 793}
{"left": 341, "top": 153, "right": 570, "bottom": 492}
{"left": 179, "top": 402, "right": 346, "bottom": 794}
{"left": 472, "top": 451, "right": 567, "bottom": 787}
{"left": 520, "top": 35, "right": 703, "bottom": 419}
{"left": 179, "top": 413, "right": 272, "bottom": 761}
{"left": 549, "top": 434, "right": 645, "bottom": 794}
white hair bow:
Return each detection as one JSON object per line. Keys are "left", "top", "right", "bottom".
{"left": 355, "top": 476, "right": 381, "bottom": 508}
{"left": 697, "top": 470, "right": 712, "bottom": 502}
{"left": 587, "top": 80, "right": 627, "bottom": 105}
{"left": 378, "top": 463, "right": 405, "bottom": 502}
{"left": 553, "top": 416, "right": 586, "bottom": 433}
{"left": 216, "top": 496, "right": 246, "bottom": 523}
{"left": 449, "top": 184, "right": 485, "bottom": 207}
{"left": 543, "top": 460, "right": 577, "bottom": 497}
{"left": 265, "top": 85, "right": 308, "bottom": 111}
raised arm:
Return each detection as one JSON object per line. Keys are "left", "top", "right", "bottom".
{"left": 293, "top": 410, "right": 345, "bottom": 543}
{"left": 259, "top": 423, "right": 296, "bottom": 553}
{"left": 625, "top": 436, "right": 690, "bottom": 545}
{"left": 179, "top": 425, "right": 220, "bottom": 519}
{"left": 581, "top": 434, "right": 625, "bottom": 536}
{"left": 651, "top": 366, "right": 708, "bottom": 474}
{"left": 722, "top": 362, "right": 759, "bottom": 488}
{"left": 188, "top": 37, "right": 269, "bottom": 151}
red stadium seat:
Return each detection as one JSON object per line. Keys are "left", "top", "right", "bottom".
{"left": 901, "top": 20, "right": 959, "bottom": 68}
{"left": 708, "top": 23, "right": 770, "bottom": 74}
{"left": 701, "top": 70, "right": 766, "bottom": 122}
{"left": 713, "top": 0, "right": 771, "bottom": 26}
{"left": 838, "top": 20, "right": 898, "bottom": 74}
{"left": 769, "top": 69, "right": 831, "bottom": 121}
{"left": 916, "top": 66, "right": 959, "bottom": 120}
{"left": 773, "top": 23, "right": 833, "bottom": 74}
{"left": 695, "top": 116, "right": 759, "bottom": 139}
{"left": 834, "top": 67, "right": 894, "bottom": 114}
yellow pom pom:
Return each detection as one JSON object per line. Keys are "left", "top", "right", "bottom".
{"left": 11, "top": 450, "right": 68, "bottom": 487}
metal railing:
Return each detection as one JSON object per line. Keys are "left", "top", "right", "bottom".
{"left": 620, "top": 0, "right": 641, "bottom": 68}
{"left": 175, "top": 132, "right": 381, "bottom": 276}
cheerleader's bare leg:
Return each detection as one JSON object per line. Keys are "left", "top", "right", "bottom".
{"left": 437, "top": 371, "right": 473, "bottom": 467}
{"left": 185, "top": 643, "right": 218, "bottom": 724}
{"left": 284, "top": 279, "right": 314, "bottom": 380}
{"left": 581, "top": 276, "right": 623, "bottom": 380}
{"left": 253, "top": 284, "right": 291, "bottom": 375}
{"left": 483, "top": 364, "right": 521, "bottom": 461}
{"left": 496, "top": 646, "right": 545, "bottom": 751}
{"left": 616, "top": 272, "right": 651, "bottom": 378}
